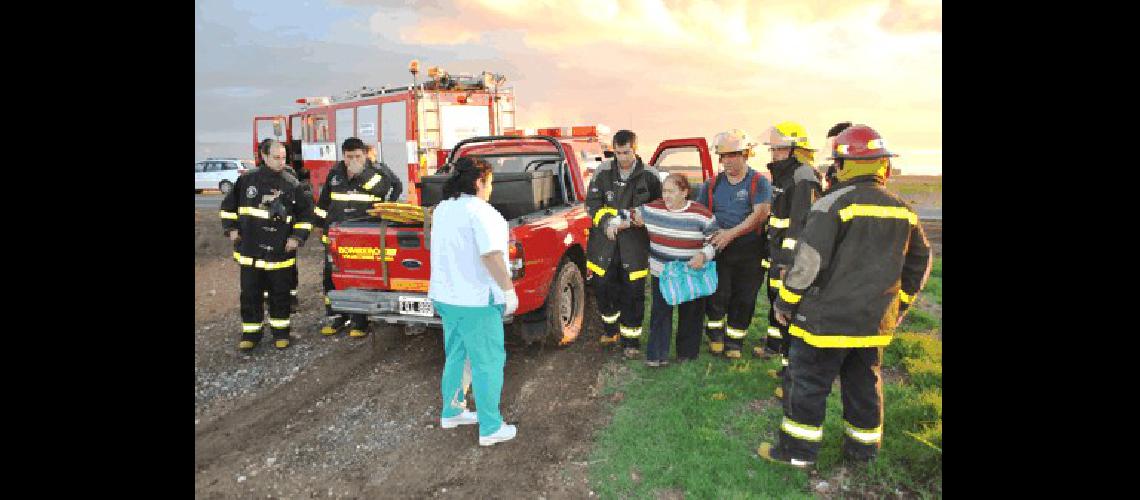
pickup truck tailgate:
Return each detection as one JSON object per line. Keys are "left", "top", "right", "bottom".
{"left": 327, "top": 221, "right": 431, "bottom": 293}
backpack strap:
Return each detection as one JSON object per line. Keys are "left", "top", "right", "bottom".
{"left": 706, "top": 172, "right": 724, "bottom": 211}
{"left": 749, "top": 171, "right": 763, "bottom": 235}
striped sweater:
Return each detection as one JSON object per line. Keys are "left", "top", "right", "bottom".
{"left": 635, "top": 200, "right": 719, "bottom": 277}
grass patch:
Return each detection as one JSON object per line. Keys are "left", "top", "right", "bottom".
{"left": 900, "top": 308, "right": 939, "bottom": 331}
{"left": 887, "top": 177, "right": 942, "bottom": 196}
{"left": 589, "top": 259, "right": 944, "bottom": 497}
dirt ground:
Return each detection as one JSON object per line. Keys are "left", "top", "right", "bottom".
{"left": 195, "top": 208, "right": 612, "bottom": 498}
{"left": 194, "top": 200, "right": 943, "bottom": 499}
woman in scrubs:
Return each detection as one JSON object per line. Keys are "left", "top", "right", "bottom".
{"left": 428, "top": 156, "right": 519, "bottom": 446}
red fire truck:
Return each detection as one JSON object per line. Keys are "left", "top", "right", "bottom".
{"left": 324, "top": 129, "right": 718, "bottom": 344}
{"left": 251, "top": 63, "right": 517, "bottom": 204}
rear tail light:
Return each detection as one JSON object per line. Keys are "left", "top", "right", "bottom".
{"left": 508, "top": 240, "right": 524, "bottom": 280}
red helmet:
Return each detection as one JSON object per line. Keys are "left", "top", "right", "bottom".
{"left": 831, "top": 125, "right": 898, "bottom": 160}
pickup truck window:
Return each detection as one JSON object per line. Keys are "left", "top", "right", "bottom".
{"left": 468, "top": 154, "right": 561, "bottom": 174}
{"left": 652, "top": 146, "right": 704, "bottom": 185}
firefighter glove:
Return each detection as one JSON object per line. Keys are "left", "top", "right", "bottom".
{"left": 268, "top": 198, "right": 289, "bottom": 221}
{"left": 773, "top": 303, "right": 792, "bottom": 326}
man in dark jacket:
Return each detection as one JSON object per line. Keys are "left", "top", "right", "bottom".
{"left": 255, "top": 138, "right": 306, "bottom": 313}
{"left": 220, "top": 139, "right": 314, "bottom": 352}
{"left": 585, "top": 129, "right": 662, "bottom": 359}
{"left": 313, "top": 137, "right": 395, "bottom": 339}
{"left": 753, "top": 121, "right": 822, "bottom": 397}
{"left": 758, "top": 124, "right": 932, "bottom": 468}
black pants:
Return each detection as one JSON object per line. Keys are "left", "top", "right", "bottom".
{"left": 240, "top": 265, "right": 293, "bottom": 342}
{"left": 647, "top": 275, "right": 704, "bottom": 361}
{"left": 764, "top": 273, "right": 790, "bottom": 370}
{"left": 776, "top": 336, "right": 884, "bottom": 461}
{"left": 594, "top": 250, "right": 646, "bottom": 349}
{"left": 323, "top": 244, "right": 367, "bottom": 329}
{"left": 261, "top": 262, "right": 298, "bottom": 303}
{"left": 704, "top": 238, "right": 764, "bottom": 351}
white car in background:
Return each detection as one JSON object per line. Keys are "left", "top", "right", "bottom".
{"left": 195, "top": 158, "right": 254, "bottom": 194}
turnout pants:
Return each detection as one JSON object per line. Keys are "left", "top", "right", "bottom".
{"left": 764, "top": 271, "right": 790, "bottom": 372}
{"left": 594, "top": 248, "right": 647, "bottom": 349}
{"left": 262, "top": 260, "right": 299, "bottom": 304}
{"left": 435, "top": 295, "right": 507, "bottom": 438}
{"left": 323, "top": 241, "right": 367, "bottom": 329}
{"left": 240, "top": 265, "right": 293, "bottom": 342}
{"left": 776, "top": 336, "right": 884, "bottom": 461}
{"left": 704, "top": 238, "right": 764, "bottom": 352}
{"left": 647, "top": 275, "right": 704, "bottom": 362}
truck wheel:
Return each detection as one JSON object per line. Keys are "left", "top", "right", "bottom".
{"left": 544, "top": 258, "right": 585, "bottom": 345}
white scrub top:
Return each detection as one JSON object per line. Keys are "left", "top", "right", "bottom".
{"left": 427, "top": 194, "right": 510, "bottom": 306}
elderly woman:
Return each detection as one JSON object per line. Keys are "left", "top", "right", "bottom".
{"left": 428, "top": 156, "right": 519, "bottom": 446}
{"left": 630, "top": 173, "right": 719, "bottom": 366}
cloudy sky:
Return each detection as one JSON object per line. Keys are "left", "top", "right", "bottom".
{"left": 196, "top": 0, "right": 941, "bottom": 174}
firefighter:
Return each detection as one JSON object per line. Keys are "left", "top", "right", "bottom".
{"left": 255, "top": 138, "right": 304, "bottom": 313}
{"left": 585, "top": 129, "right": 663, "bottom": 359}
{"left": 758, "top": 124, "right": 932, "bottom": 468}
{"left": 696, "top": 129, "right": 772, "bottom": 359}
{"left": 821, "top": 122, "right": 853, "bottom": 192}
{"left": 220, "top": 139, "right": 314, "bottom": 352}
{"left": 313, "top": 137, "right": 395, "bottom": 339}
{"left": 753, "top": 122, "right": 822, "bottom": 396}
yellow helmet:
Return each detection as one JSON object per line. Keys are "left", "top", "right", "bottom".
{"left": 713, "top": 129, "right": 754, "bottom": 154}
{"left": 762, "top": 121, "right": 814, "bottom": 151}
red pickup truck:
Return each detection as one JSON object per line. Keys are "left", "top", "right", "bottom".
{"left": 324, "top": 135, "right": 718, "bottom": 345}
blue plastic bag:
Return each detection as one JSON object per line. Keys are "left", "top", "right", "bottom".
{"left": 658, "top": 260, "right": 718, "bottom": 306}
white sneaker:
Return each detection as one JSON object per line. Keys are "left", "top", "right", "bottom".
{"left": 440, "top": 410, "right": 479, "bottom": 429}
{"left": 479, "top": 424, "right": 517, "bottom": 446}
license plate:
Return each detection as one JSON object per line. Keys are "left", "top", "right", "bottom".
{"left": 398, "top": 296, "right": 434, "bottom": 317}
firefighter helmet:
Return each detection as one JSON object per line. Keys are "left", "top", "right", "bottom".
{"left": 762, "top": 121, "right": 814, "bottom": 151}
{"left": 831, "top": 125, "right": 898, "bottom": 160}
{"left": 714, "top": 129, "right": 754, "bottom": 154}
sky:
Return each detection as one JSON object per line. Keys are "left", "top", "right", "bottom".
{"left": 196, "top": 0, "right": 941, "bottom": 175}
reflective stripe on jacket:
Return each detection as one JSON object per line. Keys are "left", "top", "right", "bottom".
{"left": 220, "top": 168, "right": 313, "bottom": 264}
{"left": 584, "top": 158, "right": 662, "bottom": 278}
{"left": 773, "top": 176, "right": 932, "bottom": 347}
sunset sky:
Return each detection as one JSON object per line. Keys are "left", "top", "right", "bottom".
{"left": 196, "top": 0, "right": 941, "bottom": 174}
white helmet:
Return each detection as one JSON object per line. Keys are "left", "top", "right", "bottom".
{"left": 714, "top": 129, "right": 754, "bottom": 154}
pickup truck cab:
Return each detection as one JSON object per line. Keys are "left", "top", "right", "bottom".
{"left": 325, "top": 135, "right": 717, "bottom": 345}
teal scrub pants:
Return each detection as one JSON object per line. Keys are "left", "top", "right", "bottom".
{"left": 434, "top": 294, "right": 506, "bottom": 437}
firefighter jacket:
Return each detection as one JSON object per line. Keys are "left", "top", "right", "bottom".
{"left": 766, "top": 157, "right": 822, "bottom": 273}
{"left": 220, "top": 167, "right": 314, "bottom": 269}
{"left": 313, "top": 160, "right": 395, "bottom": 233}
{"left": 584, "top": 157, "right": 663, "bottom": 280}
{"left": 773, "top": 176, "right": 932, "bottom": 348}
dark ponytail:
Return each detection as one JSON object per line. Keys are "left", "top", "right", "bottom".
{"left": 442, "top": 156, "right": 493, "bottom": 200}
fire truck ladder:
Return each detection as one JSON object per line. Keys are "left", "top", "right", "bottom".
{"left": 420, "top": 90, "right": 443, "bottom": 171}
{"left": 495, "top": 88, "right": 515, "bottom": 135}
